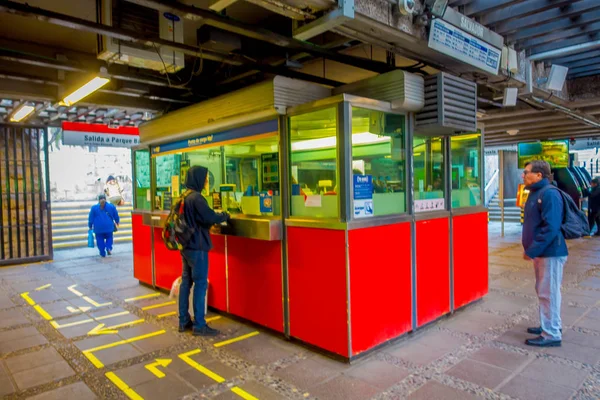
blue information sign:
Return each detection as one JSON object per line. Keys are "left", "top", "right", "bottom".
{"left": 353, "top": 175, "right": 373, "bottom": 218}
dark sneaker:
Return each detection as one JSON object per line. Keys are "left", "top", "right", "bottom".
{"left": 525, "top": 336, "right": 561, "bottom": 347}
{"left": 178, "top": 321, "right": 193, "bottom": 333}
{"left": 527, "top": 327, "right": 561, "bottom": 335}
{"left": 107, "top": 250, "right": 112, "bottom": 256}
{"left": 100, "top": 254, "right": 106, "bottom": 258}
{"left": 192, "top": 325, "right": 220, "bottom": 337}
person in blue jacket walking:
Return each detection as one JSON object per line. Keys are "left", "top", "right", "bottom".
{"left": 88, "top": 194, "right": 120, "bottom": 257}
{"left": 522, "top": 160, "right": 568, "bottom": 347}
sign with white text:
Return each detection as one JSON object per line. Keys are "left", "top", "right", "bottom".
{"left": 62, "top": 122, "right": 139, "bottom": 148}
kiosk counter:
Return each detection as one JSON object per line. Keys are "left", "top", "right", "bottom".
{"left": 130, "top": 74, "right": 488, "bottom": 359}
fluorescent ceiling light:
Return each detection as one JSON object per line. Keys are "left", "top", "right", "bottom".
{"left": 10, "top": 104, "right": 35, "bottom": 122}
{"left": 291, "top": 133, "right": 390, "bottom": 151}
{"left": 61, "top": 77, "right": 110, "bottom": 106}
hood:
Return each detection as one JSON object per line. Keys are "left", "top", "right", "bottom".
{"left": 186, "top": 166, "right": 208, "bottom": 192}
{"left": 107, "top": 175, "right": 116, "bottom": 183}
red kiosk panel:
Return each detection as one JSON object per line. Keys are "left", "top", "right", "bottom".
{"left": 287, "top": 226, "right": 348, "bottom": 357}
{"left": 348, "top": 222, "right": 412, "bottom": 356}
{"left": 227, "top": 236, "right": 283, "bottom": 332}
{"left": 416, "top": 217, "right": 450, "bottom": 326}
{"left": 207, "top": 235, "right": 227, "bottom": 312}
{"left": 453, "top": 212, "right": 488, "bottom": 309}
{"left": 153, "top": 228, "right": 183, "bottom": 290}
{"left": 132, "top": 214, "right": 152, "bottom": 286}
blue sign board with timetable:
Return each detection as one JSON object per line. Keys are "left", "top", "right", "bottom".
{"left": 428, "top": 18, "right": 501, "bottom": 75}
{"left": 353, "top": 175, "right": 374, "bottom": 218}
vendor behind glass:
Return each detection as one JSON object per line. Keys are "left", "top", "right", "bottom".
{"left": 178, "top": 166, "right": 229, "bottom": 336}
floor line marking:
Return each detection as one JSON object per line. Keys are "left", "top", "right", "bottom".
{"left": 105, "top": 319, "right": 145, "bottom": 330}
{"left": 124, "top": 293, "right": 161, "bottom": 302}
{"left": 35, "top": 284, "right": 51, "bottom": 291}
{"left": 96, "top": 311, "right": 130, "bottom": 321}
{"left": 68, "top": 284, "right": 84, "bottom": 297}
{"left": 214, "top": 331, "right": 259, "bottom": 348}
{"left": 157, "top": 311, "right": 177, "bottom": 319}
{"left": 20, "top": 292, "right": 35, "bottom": 306}
{"left": 105, "top": 372, "right": 144, "bottom": 400}
{"left": 51, "top": 318, "right": 94, "bottom": 329}
{"left": 83, "top": 330, "right": 167, "bottom": 368}
{"left": 178, "top": 349, "right": 225, "bottom": 383}
{"left": 206, "top": 316, "right": 222, "bottom": 323}
{"left": 33, "top": 304, "right": 53, "bottom": 321}
{"left": 82, "top": 295, "right": 112, "bottom": 307}
{"left": 231, "top": 387, "right": 259, "bottom": 400}
{"left": 141, "top": 301, "right": 176, "bottom": 311}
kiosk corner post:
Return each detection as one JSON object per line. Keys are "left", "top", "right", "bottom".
{"left": 279, "top": 115, "right": 291, "bottom": 337}
{"left": 407, "top": 113, "right": 418, "bottom": 331}
{"left": 499, "top": 150, "right": 505, "bottom": 237}
{"left": 444, "top": 136, "right": 454, "bottom": 313}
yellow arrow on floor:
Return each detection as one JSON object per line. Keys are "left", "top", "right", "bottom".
{"left": 145, "top": 359, "right": 172, "bottom": 378}
{"left": 88, "top": 323, "right": 118, "bottom": 335}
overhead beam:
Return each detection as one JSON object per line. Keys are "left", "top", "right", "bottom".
{"left": 549, "top": 49, "right": 600, "bottom": 65}
{"left": 507, "top": 10, "right": 600, "bottom": 44}
{"left": 463, "top": 0, "right": 526, "bottom": 17}
{"left": 530, "top": 32, "right": 600, "bottom": 56}
{"left": 494, "top": 0, "right": 600, "bottom": 35}
{"left": 209, "top": 0, "right": 238, "bottom": 12}
{"left": 486, "top": 124, "right": 600, "bottom": 137}
{"left": 485, "top": 130, "right": 600, "bottom": 145}
{"left": 485, "top": 119, "right": 588, "bottom": 134}
{"left": 518, "top": 22, "right": 600, "bottom": 51}
{"left": 569, "top": 69, "right": 600, "bottom": 79}
{"left": 568, "top": 65, "right": 600, "bottom": 75}
{"left": 483, "top": 114, "right": 566, "bottom": 129}
{"left": 481, "top": 0, "right": 573, "bottom": 27}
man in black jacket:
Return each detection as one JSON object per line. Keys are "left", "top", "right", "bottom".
{"left": 178, "top": 166, "right": 229, "bottom": 336}
{"left": 589, "top": 177, "right": 600, "bottom": 236}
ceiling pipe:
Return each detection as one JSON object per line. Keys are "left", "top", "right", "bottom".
{"left": 529, "top": 39, "right": 600, "bottom": 61}
{"left": 531, "top": 96, "right": 600, "bottom": 128}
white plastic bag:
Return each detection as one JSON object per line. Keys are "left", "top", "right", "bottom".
{"left": 170, "top": 276, "right": 208, "bottom": 317}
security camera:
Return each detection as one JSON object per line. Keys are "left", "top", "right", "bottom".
{"left": 396, "top": 0, "right": 417, "bottom": 16}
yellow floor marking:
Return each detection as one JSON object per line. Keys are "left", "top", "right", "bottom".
{"left": 144, "top": 358, "right": 172, "bottom": 378}
{"left": 82, "top": 295, "right": 112, "bottom": 307}
{"left": 157, "top": 311, "right": 177, "bottom": 319}
{"left": 206, "top": 316, "right": 222, "bottom": 323}
{"left": 178, "top": 349, "right": 225, "bottom": 383}
{"left": 68, "top": 284, "right": 84, "bottom": 297}
{"left": 124, "top": 293, "right": 161, "bottom": 302}
{"left": 105, "top": 372, "right": 144, "bottom": 400}
{"left": 105, "top": 319, "right": 144, "bottom": 330}
{"left": 51, "top": 318, "right": 94, "bottom": 329}
{"left": 83, "top": 330, "right": 166, "bottom": 368}
{"left": 20, "top": 292, "right": 35, "bottom": 306}
{"left": 35, "top": 283, "right": 52, "bottom": 291}
{"left": 96, "top": 311, "right": 130, "bottom": 321}
{"left": 214, "top": 331, "right": 259, "bottom": 348}
{"left": 141, "top": 301, "right": 176, "bottom": 311}
{"left": 33, "top": 304, "right": 53, "bottom": 321}
{"left": 88, "top": 323, "right": 119, "bottom": 335}
{"left": 231, "top": 387, "right": 259, "bottom": 400}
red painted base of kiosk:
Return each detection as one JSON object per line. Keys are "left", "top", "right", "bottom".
{"left": 132, "top": 213, "right": 152, "bottom": 286}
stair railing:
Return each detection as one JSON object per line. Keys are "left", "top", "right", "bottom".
{"left": 484, "top": 169, "right": 500, "bottom": 207}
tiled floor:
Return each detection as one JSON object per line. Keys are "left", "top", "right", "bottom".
{"left": 0, "top": 223, "right": 598, "bottom": 399}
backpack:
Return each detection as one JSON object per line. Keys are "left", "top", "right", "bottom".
{"left": 537, "top": 185, "right": 590, "bottom": 239}
{"left": 162, "top": 191, "right": 194, "bottom": 250}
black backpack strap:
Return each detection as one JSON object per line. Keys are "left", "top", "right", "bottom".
{"left": 536, "top": 185, "right": 567, "bottom": 223}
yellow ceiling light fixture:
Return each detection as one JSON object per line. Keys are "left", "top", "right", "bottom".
{"left": 291, "top": 133, "right": 391, "bottom": 151}
{"left": 61, "top": 68, "right": 110, "bottom": 107}
{"left": 10, "top": 104, "right": 36, "bottom": 122}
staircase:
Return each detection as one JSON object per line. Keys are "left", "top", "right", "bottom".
{"left": 51, "top": 201, "right": 133, "bottom": 250}
{"left": 488, "top": 195, "right": 521, "bottom": 223}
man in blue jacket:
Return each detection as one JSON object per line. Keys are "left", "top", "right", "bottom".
{"left": 522, "top": 160, "right": 568, "bottom": 347}
{"left": 588, "top": 177, "right": 600, "bottom": 235}
{"left": 88, "top": 194, "right": 120, "bottom": 257}
{"left": 178, "top": 166, "right": 229, "bottom": 337}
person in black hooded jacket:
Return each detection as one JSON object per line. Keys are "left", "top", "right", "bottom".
{"left": 178, "top": 166, "right": 229, "bottom": 336}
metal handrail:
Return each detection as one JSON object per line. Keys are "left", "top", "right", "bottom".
{"left": 484, "top": 169, "right": 499, "bottom": 207}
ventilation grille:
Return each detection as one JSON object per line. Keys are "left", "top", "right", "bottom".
{"left": 416, "top": 73, "right": 477, "bottom": 135}
{"left": 110, "top": 0, "right": 159, "bottom": 52}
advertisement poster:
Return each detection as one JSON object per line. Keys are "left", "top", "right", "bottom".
{"left": 353, "top": 175, "right": 374, "bottom": 218}
{"left": 518, "top": 140, "right": 569, "bottom": 168}
{"left": 259, "top": 192, "right": 273, "bottom": 213}
{"left": 516, "top": 184, "right": 530, "bottom": 208}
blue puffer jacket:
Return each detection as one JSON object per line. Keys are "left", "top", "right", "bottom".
{"left": 88, "top": 203, "right": 120, "bottom": 234}
{"left": 522, "top": 178, "right": 568, "bottom": 259}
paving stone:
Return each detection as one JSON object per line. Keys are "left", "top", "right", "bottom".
{"left": 447, "top": 359, "right": 512, "bottom": 389}
{"left": 309, "top": 375, "right": 380, "bottom": 400}
{"left": 580, "top": 276, "right": 600, "bottom": 289}
{"left": 274, "top": 356, "right": 350, "bottom": 390}
{"left": 28, "top": 290, "right": 63, "bottom": 304}
{"left": 468, "top": 347, "right": 530, "bottom": 371}
{"left": 344, "top": 359, "right": 409, "bottom": 390}
{"left": 223, "top": 334, "right": 298, "bottom": 366}
{"left": 113, "top": 363, "right": 157, "bottom": 388}
{"left": 407, "top": 380, "right": 481, "bottom": 400}
{"left": 479, "top": 292, "right": 533, "bottom": 314}
{"left": 0, "top": 375, "right": 17, "bottom": 397}
{"left": 0, "top": 331, "right": 48, "bottom": 355}
{"left": 6, "top": 348, "right": 65, "bottom": 374}
{"left": 544, "top": 340, "right": 600, "bottom": 365}
{"left": 12, "top": 360, "right": 75, "bottom": 391}
{"left": 387, "top": 342, "right": 451, "bottom": 366}
{"left": 178, "top": 360, "right": 239, "bottom": 390}
{"left": 94, "top": 344, "right": 143, "bottom": 366}
{"left": 442, "top": 311, "right": 506, "bottom": 335}
{"left": 74, "top": 333, "right": 121, "bottom": 352}
{"left": 25, "top": 382, "right": 97, "bottom": 400}
{"left": 0, "top": 293, "right": 15, "bottom": 309}
{"left": 499, "top": 375, "right": 575, "bottom": 400}
{"left": 575, "top": 316, "right": 600, "bottom": 332}
{"left": 225, "top": 381, "right": 284, "bottom": 400}
{"left": 37, "top": 301, "right": 79, "bottom": 319}
{"left": 520, "top": 358, "right": 589, "bottom": 389}
{"left": 132, "top": 374, "right": 194, "bottom": 400}
{"left": 0, "top": 308, "right": 29, "bottom": 329}
{"left": 495, "top": 326, "right": 547, "bottom": 352}
{"left": 131, "top": 332, "right": 179, "bottom": 353}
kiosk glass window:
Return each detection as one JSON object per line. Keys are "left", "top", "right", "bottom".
{"left": 413, "top": 136, "right": 445, "bottom": 211}
{"left": 451, "top": 134, "right": 482, "bottom": 208}
{"left": 289, "top": 107, "right": 339, "bottom": 219}
{"left": 134, "top": 149, "right": 151, "bottom": 210}
{"left": 351, "top": 107, "right": 406, "bottom": 216}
